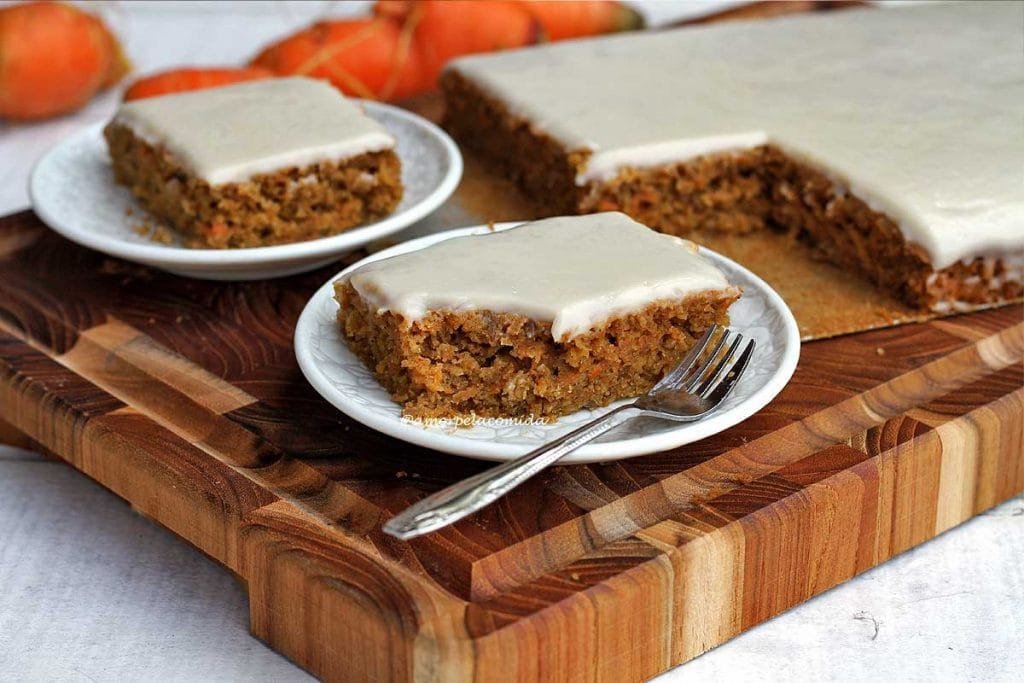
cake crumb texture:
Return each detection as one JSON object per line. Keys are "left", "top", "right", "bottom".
{"left": 336, "top": 280, "right": 739, "bottom": 419}
{"left": 105, "top": 123, "right": 403, "bottom": 248}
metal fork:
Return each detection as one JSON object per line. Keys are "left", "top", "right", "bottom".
{"left": 383, "top": 324, "right": 755, "bottom": 540}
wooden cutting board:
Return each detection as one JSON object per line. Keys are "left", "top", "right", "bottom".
{"left": 0, "top": 210, "right": 1021, "bottom": 681}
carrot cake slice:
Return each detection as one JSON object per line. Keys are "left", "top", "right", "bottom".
{"left": 105, "top": 77, "right": 403, "bottom": 248}
{"left": 442, "top": 1, "right": 1024, "bottom": 312}
{"left": 335, "top": 212, "right": 741, "bottom": 420}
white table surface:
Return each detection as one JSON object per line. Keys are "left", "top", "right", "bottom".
{"left": 1, "top": 3, "right": 1021, "bottom": 681}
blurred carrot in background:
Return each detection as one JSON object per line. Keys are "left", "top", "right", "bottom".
{"left": 0, "top": 1, "right": 129, "bottom": 120}
{"left": 122, "top": 1, "right": 642, "bottom": 104}
{"left": 251, "top": 0, "right": 641, "bottom": 101}
{"left": 374, "top": 0, "right": 542, "bottom": 91}
{"left": 523, "top": 0, "right": 643, "bottom": 40}
{"left": 251, "top": 18, "right": 424, "bottom": 101}
{"left": 123, "top": 67, "right": 274, "bottom": 101}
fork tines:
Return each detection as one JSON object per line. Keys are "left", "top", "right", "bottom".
{"left": 654, "top": 325, "right": 754, "bottom": 400}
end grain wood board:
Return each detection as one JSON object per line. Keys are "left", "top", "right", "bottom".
{"left": 0, "top": 211, "right": 1021, "bottom": 681}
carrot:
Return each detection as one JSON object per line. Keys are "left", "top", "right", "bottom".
{"left": 123, "top": 67, "right": 275, "bottom": 101}
{"left": 250, "top": 18, "right": 423, "bottom": 101}
{"left": 0, "top": 1, "right": 129, "bottom": 120}
{"left": 376, "top": 1, "right": 541, "bottom": 88}
{"left": 518, "top": 1, "right": 643, "bottom": 41}
{"left": 251, "top": 1, "right": 641, "bottom": 103}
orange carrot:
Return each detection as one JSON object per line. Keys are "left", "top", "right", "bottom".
{"left": 376, "top": 0, "right": 541, "bottom": 88}
{"left": 123, "top": 67, "right": 275, "bottom": 101}
{"left": 251, "top": 1, "right": 642, "bottom": 103}
{"left": 250, "top": 18, "right": 423, "bottom": 101}
{"left": 0, "top": 1, "right": 129, "bottom": 120}
{"left": 518, "top": 1, "right": 643, "bottom": 41}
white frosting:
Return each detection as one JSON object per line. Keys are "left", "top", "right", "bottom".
{"left": 345, "top": 213, "right": 736, "bottom": 342}
{"left": 113, "top": 77, "right": 395, "bottom": 185}
{"left": 448, "top": 2, "right": 1024, "bottom": 270}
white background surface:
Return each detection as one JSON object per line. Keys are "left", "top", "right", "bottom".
{"left": 1, "top": 2, "right": 1021, "bottom": 681}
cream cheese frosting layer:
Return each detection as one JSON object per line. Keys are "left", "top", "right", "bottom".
{"left": 345, "top": 212, "right": 735, "bottom": 342}
{"left": 113, "top": 77, "right": 395, "bottom": 185}
{"left": 448, "top": 2, "right": 1024, "bottom": 270}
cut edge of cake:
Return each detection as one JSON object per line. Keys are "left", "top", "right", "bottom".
{"left": 441, "top": 69, "right": 1023, "bottom": 313}
{"left": 335, "top": 282, "right": 740, "bottom": 420}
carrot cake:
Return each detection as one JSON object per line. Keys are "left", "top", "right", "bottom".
{"left": 442, "top": 2, "right": 1024, "bottom": 312}
{"left": 105, "top": 77, "right": 403, "bottom": 248}
{"left": 335, "top": 212, "right": 741, "bottom": 420}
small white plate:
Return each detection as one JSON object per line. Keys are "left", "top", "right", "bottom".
{"left": 295, "top": 224, "right": 801, "bottom": 464}
{"left": 29, "top": 101, "right": 462, "bottom": 281}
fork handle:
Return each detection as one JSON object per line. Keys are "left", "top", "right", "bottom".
{"left": 383, "top": 404, "right": 639, "bottom": 540}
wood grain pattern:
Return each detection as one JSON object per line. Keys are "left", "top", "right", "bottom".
{"left": 0, "top": 210, "right": 1021, "bottom": 682}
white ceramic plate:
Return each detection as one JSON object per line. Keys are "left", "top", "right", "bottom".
{"left": 29, "top": 101, "right": 462, "bottom": 281}
{"left": 295, "top": 223, "right": 801, "bottom": 464}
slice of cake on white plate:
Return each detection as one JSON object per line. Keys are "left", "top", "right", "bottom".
{"left": 335, "top": 212, "right": 741, "bottom": 420}
{"left": 105, "top": 77, "right": 403, "bottom": 248}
